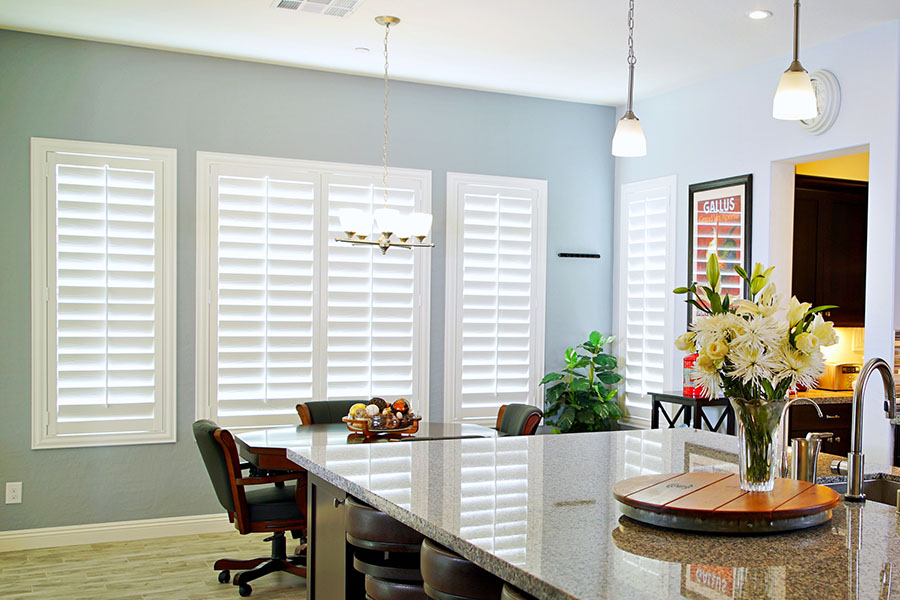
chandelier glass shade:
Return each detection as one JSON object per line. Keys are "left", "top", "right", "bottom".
{"left": 772, "top": 1, "right": 817, "bottom": 120}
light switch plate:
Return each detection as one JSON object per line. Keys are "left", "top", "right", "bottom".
{"left": 5, "top": 482, "right": 22, "bottom": 504}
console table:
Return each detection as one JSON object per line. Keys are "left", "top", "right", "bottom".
{"left": 649, "top": 391, "right": 735, "bottom": 435}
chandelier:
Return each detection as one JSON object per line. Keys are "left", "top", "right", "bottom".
{"left": 336, "top": 16, "right": 434, "bottom": 255}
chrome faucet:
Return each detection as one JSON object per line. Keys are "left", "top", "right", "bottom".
{"left": 779, "top": 397, "right": 823, "bottom": 478}
{"left": 846, "top": 358, "right": 896, "bottom": 501}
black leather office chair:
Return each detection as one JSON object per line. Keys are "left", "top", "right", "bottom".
{"left": 495, "top": 404, "right": 543, "bottom": 436}
{"left": 192, "top": 419, "right": 307, "bottom": 597}
{"left": 296, "top": 400, "right": 360, "bottom": 425}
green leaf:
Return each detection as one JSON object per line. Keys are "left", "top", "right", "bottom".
{"left": 598, "top": 372, "right": 623, "bottom": 384}
{"left": 686, "top": 299, "right": 711, "bottom": 314}
{"left": 577, "top": 408, "right": 595, "bottom": 424}
{"left": 760, "top": 379, "right": 775, "bottom": 400}
{"left": 593, "top": 353, "right": 617, "bottom": 368}
{"left": 734, "top": 265, "right": 748, "bottom": 280}
{"left": 673, "top": 287, "right": 691, "bottom": 294}
{"left": 557, "top": 406, "right": 576, "bottom": 431}
{"left": 540, "top": 372, "right": 564, "bottom": 385}
{"left": 570, "top": 377, "right": 591, "bottom": 392}
{"left": 545, "top": 384, "right": 564, "bottom": 404}
{"left": 808, "top": 305, "right": 838, "bottom": 315}
{"left": 588, "top": 331, "right": 601, "bottom": 347}
{"left": 543, "top": 401, "right": 561, "bottom": 417}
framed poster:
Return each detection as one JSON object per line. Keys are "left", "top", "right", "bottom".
{"left": 687, "top": 174, "right": 752, "bottom": 325}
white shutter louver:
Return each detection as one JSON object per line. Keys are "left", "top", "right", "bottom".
{"left": 213, "top": 170, "right": 316, "bottom": 427}
{"left": 445, "top": 175, "right": 547, "bottom": 425}
{"left": 325, "top": 178, "right": 417, "bottom": 402}
{"left": 618, "top": 177, "right": 676, "bottom": 425}
{"left": 32, "top": 139, "right": 176, "bottom": 448}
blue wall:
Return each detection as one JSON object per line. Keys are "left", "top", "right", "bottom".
{"left": 0, "top": 30, "right": 616, "bottom": 529}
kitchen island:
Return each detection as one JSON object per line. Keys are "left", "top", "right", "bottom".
{"left": 286, "top": 427, "right": 899, "bottom": 600}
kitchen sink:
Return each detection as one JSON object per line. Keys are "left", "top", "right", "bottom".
{"left": 822, "top": 476, "right": 900, "bottom": 507}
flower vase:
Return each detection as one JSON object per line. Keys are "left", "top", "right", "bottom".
{"left": 728, "top": 397, "right": 788, "bottom": 492}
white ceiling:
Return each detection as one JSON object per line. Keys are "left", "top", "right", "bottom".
{"left": 1, "top": 0, "right": 898, "bottom": 105}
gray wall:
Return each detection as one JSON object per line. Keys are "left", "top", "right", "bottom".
{"left": 0, "top": 30, "right": 615, "bottom": 530}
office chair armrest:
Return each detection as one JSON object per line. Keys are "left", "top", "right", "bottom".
{"left": 235, "top": 472, "right": 307, "bottom": 486}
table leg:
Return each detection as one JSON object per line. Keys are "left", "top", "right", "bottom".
{"left": 684, "top": 406, "right": 693, "bottom": 428}
{"left": 651, "top": 400, "right": 660, "bottom": 430}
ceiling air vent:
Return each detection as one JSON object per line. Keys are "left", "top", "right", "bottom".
{"left": 271, "top": 0, "right": 364, "bottom": 17}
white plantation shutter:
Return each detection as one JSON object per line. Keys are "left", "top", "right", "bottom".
{"left": 212, "top": 167, "right": 317, "bottom": 427}
{"left": 617, "top": 177, "right": 677, "bottom": 426}
{"left": 196, "top": 153, "right": 430, "bottom": 427}
{"left": 31, "top": 139, "right": 176, "bottom": 449}
{"left": 324, "top": 177, "right": 420, "bottom": 402}
{"left": 445, "top": 174, "right": 547, "bottom": 425}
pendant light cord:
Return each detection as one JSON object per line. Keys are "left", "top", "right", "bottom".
{"left": 625, "top": 0, "right": 636, "bottom": 114}
{"left": 382, "top": 21, "right": 391, "bottom": 208}
{"left": 792, "top": 0, "right": 800, "bottom": 62}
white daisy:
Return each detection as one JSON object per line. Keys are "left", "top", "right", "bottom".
{"left": 732, "top": 315, "right": 785, "bottom": 353}
{"left": 728, "top": 344, "right": 779, "bottom": 385}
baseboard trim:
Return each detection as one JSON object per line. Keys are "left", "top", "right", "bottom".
{"left": 0, "top": 513, "right": 234, "bottom": 552}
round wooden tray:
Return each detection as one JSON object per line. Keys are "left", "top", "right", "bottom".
{"left": 342, "top": 416, "right": 420, "bottom": 438}
{"left": 613, "top": 472, "right": 841, "bottom": 534}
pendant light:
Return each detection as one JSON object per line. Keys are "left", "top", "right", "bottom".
{"left": 336, "top": 16, "right": 434, "bottom": 255}
{"left": 772, "top": 0, "right": 817, "bottom": 120}
{"left": 611, "top": 0, "right": 647, "bottom": 157}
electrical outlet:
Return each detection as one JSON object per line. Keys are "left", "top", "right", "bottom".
{"left": 5, "top": 482, "right": 22, "bottom": 504}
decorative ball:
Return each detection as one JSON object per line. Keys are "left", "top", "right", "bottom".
{"left": 365, "top": 404, "right": 380, "bottom": 417}
{"left": 349, "top": 403, "right": 367, "bottom": 418}
{"left": 368, "top": 397, "right": 388, "bottom": 411}
{"left": 392, "top": 399, "right": 410, "bottom": 413}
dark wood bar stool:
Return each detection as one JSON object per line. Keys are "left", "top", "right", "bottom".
{"left": 344, "top": 496, "right": 427, "bottom": 599}
{"left": 420, "top": 538, "right": 504, "bottom": 600}
{"left": 501, "top": 583, "right": 537, "bottom": 600}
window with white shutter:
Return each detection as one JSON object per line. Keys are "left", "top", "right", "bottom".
{"left": 30, "top": 138, "right": 177, "bottom": 449}
{"left": 616, "top": 176, "right": 677, "bottom": 427}
{"left": 196, "top": 153, "right": 430, "bottom": 428}
{"left": 444, "top": 173, "right": 547, "bottom": 425}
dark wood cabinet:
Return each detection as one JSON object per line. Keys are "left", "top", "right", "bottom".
{"left": 787, "top": 402, "right": 851, "bottom": 457}
{"left": 792, "top": 175, "right": 868, "bottom": 327}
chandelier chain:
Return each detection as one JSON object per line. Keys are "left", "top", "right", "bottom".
{"left": 627, "top": 0, "right": 635, "bottom": 66}
{"left": 382, "top": 22, "right": 391, "bottom": 206}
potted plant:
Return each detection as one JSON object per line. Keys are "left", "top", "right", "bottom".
{"left": 542, "top": 331, "right": 623, "bottom": 433}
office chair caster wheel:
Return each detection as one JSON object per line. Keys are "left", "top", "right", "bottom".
{"left": 238, "top": 583, "right": 252, "bottom": 597}
{"left": 217, "top": 570, "right": 230, "bottom": 584}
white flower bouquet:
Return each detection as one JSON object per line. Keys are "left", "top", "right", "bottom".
{"left": 674, "top": 254, "right": 839, "bottom": 491}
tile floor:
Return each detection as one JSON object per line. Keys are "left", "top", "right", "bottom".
{"left": 0, "top": 531, "right": 307, "bottom": 600}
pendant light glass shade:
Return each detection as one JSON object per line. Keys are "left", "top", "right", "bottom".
{"left": 374, "top": 207, "right": 401, "bottom": 234}
{"left": 410, "top": 212, "right": 433, "bottom": 237}
{"left": 772, "top": 1, "right": 817, "bottom": 121}
{"left": 612, "top": 112, "right": 647, "bottom": 157}
{"left": 339, "top": 208, "right": 373, "bottom": 236}
{"left": 772, "top": 65, "right": 817, "bottom": 120}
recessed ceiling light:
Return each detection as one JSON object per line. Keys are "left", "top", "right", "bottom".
{"left": 748, "top": 9, "right": 773, "bottom": 20}
{"left": 355, "top": 47, "right": 370, "bottom": 53}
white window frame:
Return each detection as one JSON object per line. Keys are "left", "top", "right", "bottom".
{"left": 30, "top": 138, "right": 177, "bottom": 449}
{"left": 195, "top": 151, "right": 431, "bottom": 427}
{"left": 614, "top": 175, "right": 678, "bottom": 428}
{"left": 443, "top": 172, "right": 548, "bottom": 425}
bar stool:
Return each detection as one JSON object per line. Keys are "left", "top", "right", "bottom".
{"left": 344, "top": 496, "right": 427, "bottom": 599}
{"left": 501, "top": 583, "right": 537, "bottom": 600}
{"left": 421, "top": 538, "right": 504, "bottom": 600}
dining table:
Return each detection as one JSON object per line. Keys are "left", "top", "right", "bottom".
{"left": 234, "top": 421, "right": 500, "bottom": 471}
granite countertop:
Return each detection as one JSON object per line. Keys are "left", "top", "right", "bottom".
{"left": 286, "top": 427, "right": 900, "bottom": 600}
{"left": 793, "top": 389, "right": 854, "bottom": 404}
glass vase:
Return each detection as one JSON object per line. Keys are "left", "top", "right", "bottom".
{"left": 728, "top": 397, "right": 788, "bottom": 492}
